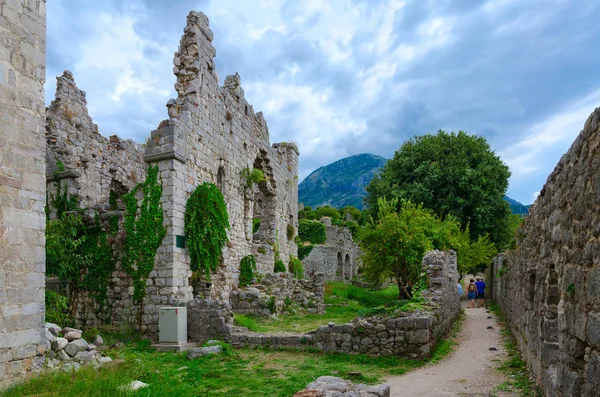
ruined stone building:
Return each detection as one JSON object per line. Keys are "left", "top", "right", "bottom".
{"left": 43, "top": 11, "right": 299, "bottom": 335}
{"left": 302, "top": 217, "right": 360, "bottom": 282}
{"left": 490, "top": 108, "right": 600, "bottom": 397}
{"left": 0, "top": 0, "right": 47, "bottom": 388}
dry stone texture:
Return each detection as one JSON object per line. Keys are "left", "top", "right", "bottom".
{"left": 303, "top": 219, "right": 361, "bottom": 282}
{"left": 230, "top": 250, "right": 460, "bottom": 358}
{"left": 491, "top": 107, "right": 600, "bottom": 397}
{"left": 0, "top": 0, "right": 47, "bottom": 389}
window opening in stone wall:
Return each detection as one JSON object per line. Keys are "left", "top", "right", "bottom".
{"left": 217, "top": 165, "right": 225, "bottom": 192}
{"left": 344, "top": 253, "right": 351, "bottom": 281}
{"left": 251, "top": 152, "right": 277, "bottom": 245}
{"left": 336, "top": 251, "right": 343, "bottom": 278}
{"left": 528, "top": 274, "right": 536, "bottom": 304}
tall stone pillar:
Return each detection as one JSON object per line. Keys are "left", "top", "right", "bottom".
{"left": 0, "top": 0, "right": 47, "bottom": 388}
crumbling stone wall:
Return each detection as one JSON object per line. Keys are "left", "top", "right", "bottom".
{"left": 142, "top": 10, "right": 299, "bottom": 334}
{"left": 46, "top": 71, "right": 146, "bottom": 211}
{"left": 491, "top": 108, "right": 600, "bottom": 397}
{"left": 0, "top": 0, "right": 47, "bottom": 388}
{"left": 43, "top": 11, "right": 299, "bottom": 336}
{"left": 303, "top": 218, "right": 360, "bottom": 282}
{"left": 230, "top": 273, "right": 325, "bottom": 316}
{"left": 230, "top": 250, "right": 460, "bottom": 358}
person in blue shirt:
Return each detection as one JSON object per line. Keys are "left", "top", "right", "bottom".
{"left": 457, "top": 282, "right": 463, "bottom": 297}
{"left": 475, "top": 278, "right": 486, "bottom": 307}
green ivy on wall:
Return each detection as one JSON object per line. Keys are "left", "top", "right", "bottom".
{"left": 240, "top": 168, "right": 265, "bottom": 189}
{"left": 239, "top": 255, "right": 257, "bottom": 287}
{"left": 288, "top": 255, "right": 304, "bottom": 279}
{"left": 184, "top": 182, "right": 230, "bottom": 279}
{"left": 122, "top": 165, "right": 166, "bottom": 304}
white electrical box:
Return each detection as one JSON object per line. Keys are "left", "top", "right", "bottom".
{"left": 158, "top": 306, "right": 187, "bottom": 344}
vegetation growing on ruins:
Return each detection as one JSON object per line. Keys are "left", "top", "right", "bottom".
{"left": 365, "top": 130, "right": 512, "bottom": 250}
{"left": 288, "top": 255, "right": 304, "bottom": 279}
{"left": 184, "top": 182, "right": 230, "bottom": 279}
{"left": 252, "top": 217, "right": 260, "bottom": 233}
{"left": 287, "top": 223, "right": 295, "bottom": 240}
{"left": 240, "top": 167, "right": 266, "bottom": 188}
{"left": 239, "top": 255, "right": 257, "bottom": 287}
{"left": 298, "top": 219, "right": 327, "bottom": 244}
{"left": 46, "top": 174, "right": 117, "bottom": 320}
{"left": 273, "top": 259, "right": 286, "bottom": 273}
{"left": 122, "top": 166, "right": 166, "bottom": 305}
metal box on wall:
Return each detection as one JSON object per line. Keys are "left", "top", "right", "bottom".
{"left": 158, "top": 306, "right": 187, "bottom": 344}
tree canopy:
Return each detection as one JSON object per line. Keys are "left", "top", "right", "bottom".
{"left": 365, "top": 130, "right": 512, "bottom": 250}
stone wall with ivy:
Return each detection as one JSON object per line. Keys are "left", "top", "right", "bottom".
{"left": 0, "top": 0, "right": 47, "bottom": 389}
{"left": 491, "top": 108, "right": 600, "bottom": 397}
{"left": 144, "top": 10, "right": 299, "bottom": 307}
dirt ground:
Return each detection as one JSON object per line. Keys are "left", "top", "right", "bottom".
{"left": 386, "top": 301, "right": 516, "bottom": 397}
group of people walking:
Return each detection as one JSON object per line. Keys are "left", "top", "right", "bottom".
{"left": 457, "top": 278, "right": 486, "bottom": 308}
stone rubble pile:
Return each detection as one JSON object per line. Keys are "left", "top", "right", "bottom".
{"left": 293, "top": 376, "right": 390, "bottom": 397}
{"left": 44, "top": 323, "right": 112, "bottom": 371}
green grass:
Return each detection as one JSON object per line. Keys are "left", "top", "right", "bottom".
{"left": 3, "top": 341, "right": 425, "bottom": 397}
{"left": 488, "top": 303, "right": 542, "bottom": 397}
{"left": 233, "top": 282, "right": 403, "bottom": 333}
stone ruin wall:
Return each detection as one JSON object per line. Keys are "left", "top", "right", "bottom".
{"left": 229, "top": 250, "right": 460, "bottom": 358}
{"left": 302, "top": 217, "right": 361, "bottom": 282}
{"left": 43, "top": 11, "right": 300, "bottom": 336}
{"left": 491, "top": 108, "right": 600, "bottom": 397}
{"left": 0, "top": 0, "right": 47, "bottom": 389}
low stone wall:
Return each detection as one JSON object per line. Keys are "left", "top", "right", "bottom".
{"left": 491, "top": 108, "right": 600, "bottom": 397}
{"left": 230, "top": 250, "right": 460, "bottom": 358}
{"left": 230, "top": 273, "right": 325, "bottom": 316}
{"left": 187, "top": 298, "right": 234, "bottom": 343}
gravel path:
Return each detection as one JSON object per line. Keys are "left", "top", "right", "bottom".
{"left": 386, "top": 302, "right": 516, "bottom": 396}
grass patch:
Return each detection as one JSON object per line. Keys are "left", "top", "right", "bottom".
{"left": 240, "top": 282, "right": 403, "bottom": 333}
{"left": 4, "top": 343, "right": 425, "bottom": 397}
{"left": 488, "top": 303, "right": 542, "bottom": 396}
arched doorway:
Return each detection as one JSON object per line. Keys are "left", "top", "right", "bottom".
{"left": 344, "top": 253, "right": 351, "bottom": 281}
{"left": 336, "top": 251, "right": 343, "bottom": 280}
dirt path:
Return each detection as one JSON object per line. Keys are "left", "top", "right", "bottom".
{"left": 386, "top": 302, "right": 515, "bottom": 397}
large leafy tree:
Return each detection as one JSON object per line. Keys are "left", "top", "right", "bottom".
{"left": 366, "top": 130, "right": 512, "bottom": 250}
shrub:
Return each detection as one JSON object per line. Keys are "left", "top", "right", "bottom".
{"left": 184, "top": 182, "right": 230, "bottom": 278}
{"left": 241, "top": 168, "right": 265, "bottom": 188}
{"left": 45, "top": 290, "right": 72, "bottom": 327}
{"left": 298, "top": 220, "right": 326, "bottom": 245}
{"left": 239, "top": 255, "right": 257, "bottom": 287}
{"left": 252, "top": 218, "right": 261, "bottom": 233}
{"left": 287, "top": 224, "right": 295, "bottom": 241}
{"left": 273, "top": 259, "right": 286, "bottom": 273}
{"left": 298, "top": 244, "right": 314, "bottom": 260}
{"left": 288, "top": 256, "right": 304, "bottom": 279}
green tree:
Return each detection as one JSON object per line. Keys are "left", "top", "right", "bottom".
{"left": 360, "top": 198, "right": 439, "bottom": 299}
{"left": 365, "top": 130, "right": 512, "bottom": 250}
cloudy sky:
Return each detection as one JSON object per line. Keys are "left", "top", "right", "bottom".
{"left": 46, "top": 0, "right": 600, "bottom": 205}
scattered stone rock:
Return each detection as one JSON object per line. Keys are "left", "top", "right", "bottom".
{"left": 205, "top": 340, "right": 221, "bottom": 346}
{"left": 98, "top": 357, "right": 113, "bottom": 365}
{"left": 62, "top": 362, "right": 81, "bottom": 372}
{"left": 73, "top": 350, "right": 96, "bottom": 363}
{"left": 188, "top": 345, "right": 223, "bottom": 359}
{"left": 45, "top": 323, "right": 62, "bottom": 336}
{"left": 52, "top": 337, "right": 68, "bottom": 351}
{"left": 93, "top": 334, "right": 104, "bottom": 347}
{"left": 45, "top": 329, "right": 57, "bottom": 343}
{"left": 328, "top": 322, "right": 335, "bottom": 327}
{"left": 87, "top": 343, "right": 97, "bottom": 351}
{"left": 57, "top": 349, "right": 71, "bottom": 362}
{"left": 64, "top": 339, "right": 89, "bottom": 357}
{"left": 62, "top": 327, "right": 84, "bottom": 335}
{"left": 119, "top": 380, "right": 149, "bottom": 391}
{"left": 64, "top": 331, "right": 82, "bottom": 342}
{"left": 295, "top": 376, "right": 390, "bottom": 397}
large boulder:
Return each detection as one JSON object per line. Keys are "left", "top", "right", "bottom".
{"left": 52, "top": 337, "right": 68, "bottom": 351}
{"left": 188, "top": 345, "right": 223, "bottom": 359}
{"left": 64, "top": 331, "right": 82, "bottom": 342}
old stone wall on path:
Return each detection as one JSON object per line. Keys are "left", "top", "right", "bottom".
{"left": 302, "top": 218, "right": 360, "bottom": 282}
{"left": 491, "top": 108, "right": 600, "bottom": 397}
{"left": 0, "top": 0, "right": 47, "bottom": 389}
{"left": 229, "top": 250, "right": 460, "bottom": 358}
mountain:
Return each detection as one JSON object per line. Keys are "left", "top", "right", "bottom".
{"left": 299, "top": 153, "right": 531, "bottom": 214}
{"left": 298, "top": 153, "right": 387, "bottom": 209}
{"left": 503, "top": 196, "right": 530, "bottom": 215}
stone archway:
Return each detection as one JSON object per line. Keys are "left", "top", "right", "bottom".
{"left": 336, "top": 251, "right": 343, "bottom": 280}
{"left": 344, "top": 253, "right": 351, "bottom": 281}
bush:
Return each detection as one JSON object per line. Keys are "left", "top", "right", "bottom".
{"left": 298, "top": 220, "right": 326, "bottom": 245}
{"left": 252, "top": 218, "right": 261, "bottom": 234}
{"left": 288, "top": 256, "right": 304, "bottom": 279}
{"left": 287, "top": 224, "right": 295, "bottom": 241}
{"left": 298, "top": 244, "right": 314, "bottom": 260}
{"left": 45, "top": 290, "right": 72, "bottom": 327}
{"left": 273, "top": 259, "right": 286, "bottom": 273}
{"left": 233, "top": 314, "right": 260, "bottom": 332}
{"left": 239, "top": 255, "right": 257, "bottom": 287}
